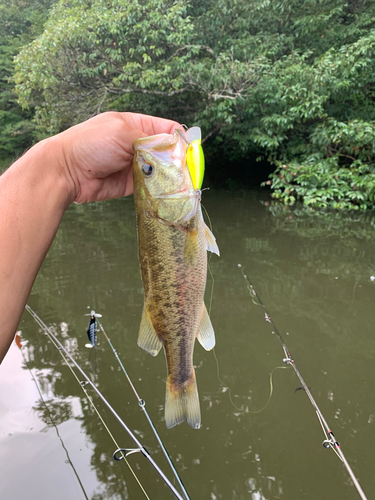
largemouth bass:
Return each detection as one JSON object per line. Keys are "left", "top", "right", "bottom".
{"left": 133, "top": 128, "right": 219, "bottom": 429}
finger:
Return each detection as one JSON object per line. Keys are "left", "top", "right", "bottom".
{"left": 120, "top": 112, "right": 181, "bottom": 137}
{"left": 75, "top": 165, "right": 134, "bottom": 203}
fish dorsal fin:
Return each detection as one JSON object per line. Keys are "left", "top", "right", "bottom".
{"left": 196, "top": 304, "right": 216, "bottom": 351}
{"left": 138, "top": 306, "right": 162, "bottom": 356}
{"left": 204, "top": 223, "right": 220, "bottom": 256}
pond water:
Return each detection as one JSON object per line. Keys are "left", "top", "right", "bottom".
{"left": 1, "top": 189, "right": 374, "bottom": 500}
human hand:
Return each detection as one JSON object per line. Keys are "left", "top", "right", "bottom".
{"left": 53, "top": 112, "right": 180, "bottom": 204}
{"left": 0, "top": 111, "right": 182, "bottom": 363}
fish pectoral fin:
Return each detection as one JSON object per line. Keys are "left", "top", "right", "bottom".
{"left": 204, "top": 223, "right": 220, "bottom": 256}
{"left": 137, "top": 307, "right": 162, "bottom": 357}
{"left": 196, "top": 304, "right": 216, "bottom": 351}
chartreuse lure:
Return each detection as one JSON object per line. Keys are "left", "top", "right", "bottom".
{"left": 185, "top": 127, "right": 204, "bottom": 190}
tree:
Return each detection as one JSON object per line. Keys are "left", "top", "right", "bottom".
{"left": 0, "top": 0, "right": 56, "bottom": 159}
{"left": 13, "top": 0, "right": 375, "bottom": 208}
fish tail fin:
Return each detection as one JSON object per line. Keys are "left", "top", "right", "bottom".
{"left": 165, "top": 371, "right": 201, "bottom": 430}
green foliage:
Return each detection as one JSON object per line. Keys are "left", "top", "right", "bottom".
{"left": 0, "top": 0, "right": 56, "bottom": 156}
{"left": 266, "top": 156, "right": 375, "bottom": 209}
{"left": 256, "top": 29, "right": 375, "bottom": 209}
{"left": 9, "top": 0, "right": 375, "bottom": 208}
{"left": 14, "top": 0, "right": 197, "bottom": 133}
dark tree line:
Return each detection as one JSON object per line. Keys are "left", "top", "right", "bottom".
{"left": 3, "top": 0, "right": 375, "bottom": 208}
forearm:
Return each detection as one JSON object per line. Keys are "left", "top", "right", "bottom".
{"left": 0, "top": 112, "right": 179, "bottom": 362}
{"left": 0, "top": 137, "right": 73, "bottom": 362}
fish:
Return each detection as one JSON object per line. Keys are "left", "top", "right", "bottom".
{"left": 133, "top": 128, "right": 219, "bottom": 429}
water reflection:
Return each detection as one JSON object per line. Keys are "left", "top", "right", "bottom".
{"left": 33, "top": 396, "right": 73, "bottom": 427}
{"left": 1, "top": 192, "right": 375, "bottom": 499}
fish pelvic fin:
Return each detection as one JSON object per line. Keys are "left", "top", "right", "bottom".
{"left": 137, "top": 306, "right": 162, "bottom": 356}
{"left": 197, "top": 304, "right": 216, "bottom": 351}
{"left": 204, "top": 223, "right": 220, "bottom": 256}
{"left": 165, "top": 371, "right": 201, "bottom": 430}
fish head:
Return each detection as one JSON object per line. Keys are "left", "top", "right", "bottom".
{"left": 133, "top": 130, "right": 200, "bottom": 225}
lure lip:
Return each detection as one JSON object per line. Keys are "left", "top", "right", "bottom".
{"left": 185, "top": 126, "right": 202, "bottom": 144}
{"left": 176, "top": 126, "right": 202, "bottom": 147}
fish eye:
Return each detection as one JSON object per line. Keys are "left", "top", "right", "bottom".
{"left": 142, "top": 163, "right": 154, "bottom": 177}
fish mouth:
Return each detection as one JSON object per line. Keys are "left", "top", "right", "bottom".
{"left": 133, "top": 132, "right": 178, "bottom": 152}
{"left": 152, "top": 188, "right": 201, "bottom": 200}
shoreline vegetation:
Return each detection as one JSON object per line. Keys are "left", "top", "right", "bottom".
{"left": 2, "top": 0, "right": 375, "bottom": 209}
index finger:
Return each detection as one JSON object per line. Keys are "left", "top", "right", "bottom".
{"left": 120, "top": 112, "right": 182, "bottom": 136}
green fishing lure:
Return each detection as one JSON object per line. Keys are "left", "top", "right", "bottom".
{"left": 185, "top": 127, "right": 205, "bottom": 190}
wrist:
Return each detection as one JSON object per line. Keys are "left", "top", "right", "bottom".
{"left": 18, "top": 135, "right": 77, "bottom": 207}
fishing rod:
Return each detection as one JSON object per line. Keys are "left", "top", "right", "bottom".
{"left": 85, "top": 310, "right": 191, "bottom": 500}
{"left": 14, "top": 332, "right": 90, "bottom": 500}
{"left": 238, "top": 265, "right": 368, "bottom": 500}
{"left": 25, "top": 304, "right": 186, "bottom": 500}
{"left": 42, "top": 331, "right": 151, "bottom": 499}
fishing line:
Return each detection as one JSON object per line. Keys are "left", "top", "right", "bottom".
{"left": 238, "top": 265, "right": 368, "bottom": 500}
{"left": 201, "top": 204, "right": 239, "bottom": 411}
{"left": 246, "top": 366, "right": 288, "bottom": 415}
{"left": 207, "top": 255, "right": 215, "bottom": 318}
{"left": 201, "top": 205, "right": 284, "bottom": 416}
{"left": 213, "top": 345, "right": 287, "bottom": 414}
{"left": 14, "top": 333, "right": 90, "bottom": 500}
{"left": 93, "top": 313, "right": 191, "bottom": 500}
{"left": 201, "top": 203, "right": 215, "bottom": 318}
{"left": 25, "top": 305, "right": 186, "bottom": 500}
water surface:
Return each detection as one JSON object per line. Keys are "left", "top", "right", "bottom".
{"left": 1, "top": 190, "right": 374, "bottom": 499}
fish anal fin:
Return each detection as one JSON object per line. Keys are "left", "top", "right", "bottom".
{"left": 165, "top": 371, "right": 201, "bottom": 429}
{"left": 137, "top": 306, "right": 162, "bottom": 357}
{"left": 196, "top": 304, "right": 216, "bottom": 351}
{"left": 204, "top": 223, "right": 220, "bottom": 256}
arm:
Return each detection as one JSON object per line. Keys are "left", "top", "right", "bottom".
{"left": 0, "top": 112, "right": 180, "bottom": 362}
